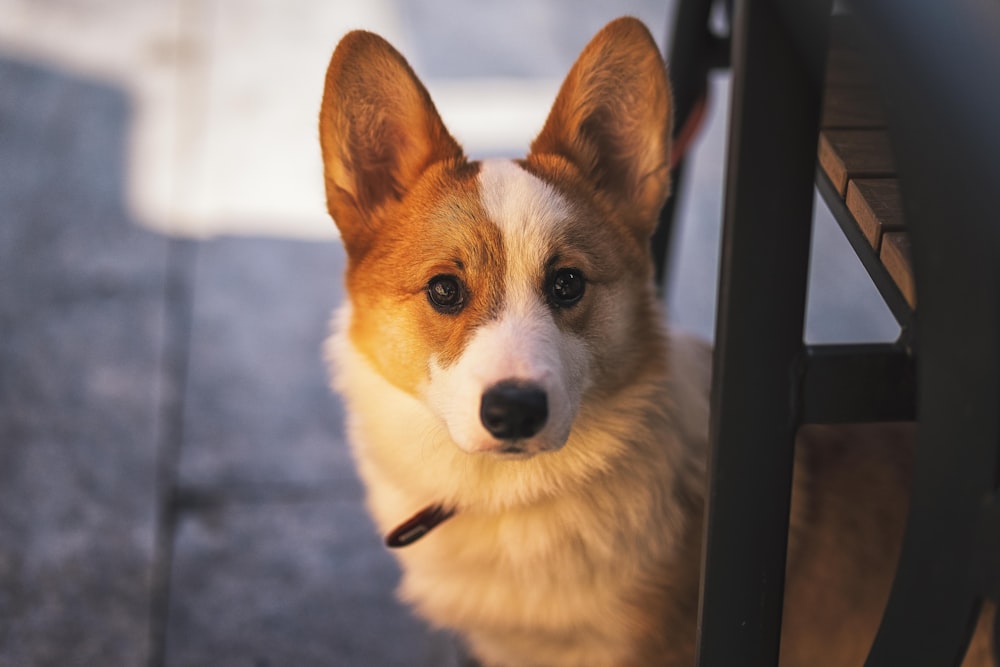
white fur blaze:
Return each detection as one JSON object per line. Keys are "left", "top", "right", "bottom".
{"left": 422, "top": 160, "right": 591, "bottom": 455}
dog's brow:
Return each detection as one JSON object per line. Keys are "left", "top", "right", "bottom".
{"left": 478, "top": 158, "right": 570, "bottom": 292}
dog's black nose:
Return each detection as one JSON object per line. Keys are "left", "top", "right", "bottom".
{"left": 480, "top": 380, "right": 548, "bottom": 440}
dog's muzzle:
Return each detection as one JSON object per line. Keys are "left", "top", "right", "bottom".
{"left": 480, "top": 380, "right": 548, "bottom": 441}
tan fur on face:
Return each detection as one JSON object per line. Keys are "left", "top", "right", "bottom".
{"left": 518, "top": 152, "right": 664, "bottom": 399}
{"left": 344, "top": 159, "right": 511, "bottom": 395}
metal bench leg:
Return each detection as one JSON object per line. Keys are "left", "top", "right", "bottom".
{"left": 695, "top": 0, "right": 829, "bottom": 664}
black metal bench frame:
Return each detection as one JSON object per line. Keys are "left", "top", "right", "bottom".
{"left": 656, "top": 0, "right": 1000, "bottom": 664}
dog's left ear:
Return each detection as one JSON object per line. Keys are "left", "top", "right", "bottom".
{"left": 529, "top": 17, "right": 672, "bottom": 239}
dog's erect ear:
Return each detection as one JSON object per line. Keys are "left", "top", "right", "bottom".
{"left": 529, "top": 17, "right": 672, "bottom": 239}
{"left": 319, "top": 31, "right": 464, "bottom": 257}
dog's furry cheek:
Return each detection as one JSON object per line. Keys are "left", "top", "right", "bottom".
{"left": 581, "top": 286, "right": 653, "bottom": 390}
{"left": 347, "top": 297, "right": 439, "bottom": 396}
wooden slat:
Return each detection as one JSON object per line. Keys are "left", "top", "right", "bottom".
{"left": 822, "top": 85, "right": 886, "bottom": 129}
{"left": 818, "top": 130, "right": 896, "bottom": 195}
{"left": 825, "top": 47, "right": 875, "bottom": 87}
{"left": 881, "top": 231, "right": 916, "bottom": 308}
{"left": 846, "top": 179, "right": 906, "bottom": 251}
{"left": 826, "top": 18, "right": 874, "bottom": 87}
{"left": 819, "top": 17, "right": 916, "bottom": 315}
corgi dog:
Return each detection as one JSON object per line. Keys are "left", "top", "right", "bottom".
{"left": 319, "top": 17, "right": 994, "bottom": 667}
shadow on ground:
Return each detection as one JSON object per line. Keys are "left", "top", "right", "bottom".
{"left": 0, "top": 55, "right": 436, "bottom": 667}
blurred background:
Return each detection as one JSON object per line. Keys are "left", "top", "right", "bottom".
{"left": 0, "top": 0, "right": 897, "bottom": 665}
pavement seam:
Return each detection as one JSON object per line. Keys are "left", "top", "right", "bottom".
{"left": 147, "top": 238, "right": 198, "bottom": 667}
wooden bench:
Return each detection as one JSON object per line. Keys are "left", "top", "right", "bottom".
{"left": 818, "top": 22, "right": 915, "bottom": 320}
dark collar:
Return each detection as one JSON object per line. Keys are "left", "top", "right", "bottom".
{"left": 385, "top": 504, "right": 455, "bottom": 548}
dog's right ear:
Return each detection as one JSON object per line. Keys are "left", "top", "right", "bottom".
{"left": 529, "top": 18, "right": 672, "bottom": 242}
{"left": 319, "top": 31, "right": 464, "bottom": 258}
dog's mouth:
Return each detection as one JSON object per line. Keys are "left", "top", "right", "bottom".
{"left": 494, "top": 441, "right": 536, "bottom": 460}
{"left": 499, "top": 442, "right": 527, "bottom": 455}
{"left": 480, "top": 430, "right": 572, "bottom": 460}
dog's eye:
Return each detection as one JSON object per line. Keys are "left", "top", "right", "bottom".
{"left": 426, "top": 275, "right": 466, "bottom": 314}
{"left": 548, "top": 268, "right": 585, "bottom": 307}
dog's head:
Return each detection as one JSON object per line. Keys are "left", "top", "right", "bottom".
{"left": 320, "top": 18, "right": 672, "bottom": 457}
